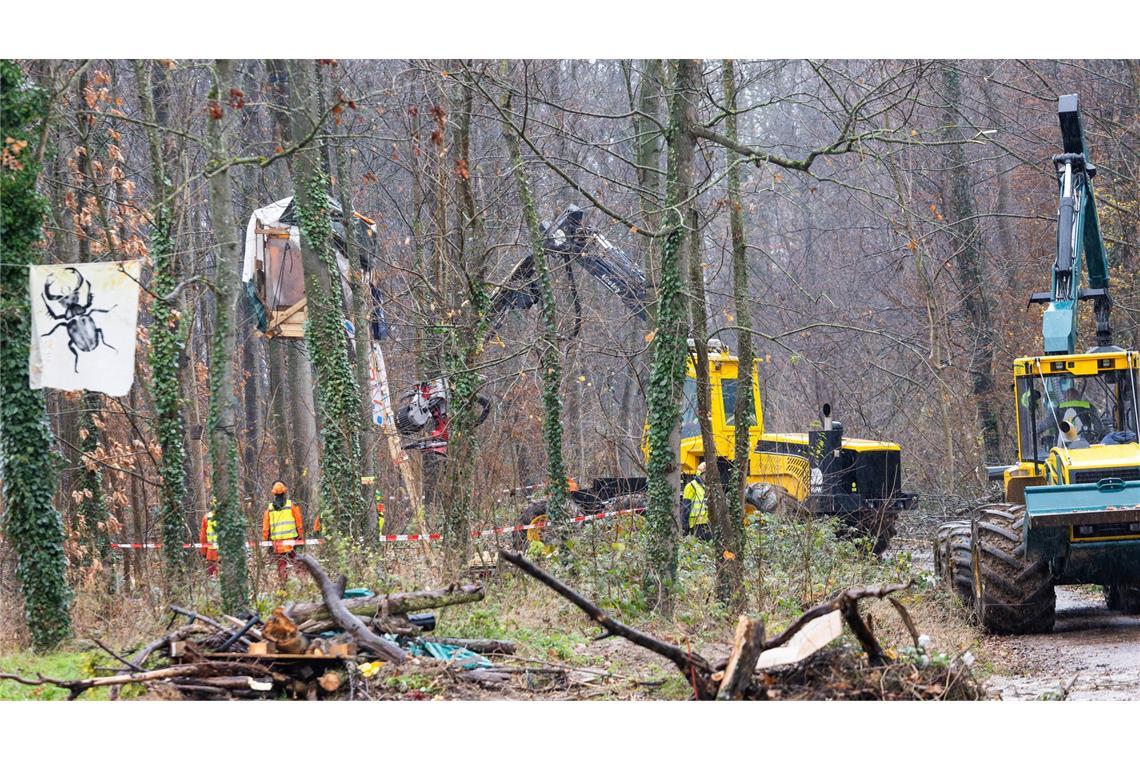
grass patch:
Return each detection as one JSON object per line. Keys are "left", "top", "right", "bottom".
{"left": 0, "top": 649, "right": 102, "bottom": 701}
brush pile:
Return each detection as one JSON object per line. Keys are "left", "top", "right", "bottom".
{"left": 0, "top": 555, "right": 513, "bottom": 700}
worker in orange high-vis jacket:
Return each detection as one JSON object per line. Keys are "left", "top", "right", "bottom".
{"left": 199, "top": 510, "right": 219, "bottom": 576}
{"left": 262, "top": 480, "right": 304, "bottom": 581}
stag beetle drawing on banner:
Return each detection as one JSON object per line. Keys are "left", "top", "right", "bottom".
{"left": 40, "top": 266, "right": 118, "bottom": 372}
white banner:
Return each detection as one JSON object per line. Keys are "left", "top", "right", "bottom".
{"left": 29, "top": 260, "right": 141, "bottom": 397}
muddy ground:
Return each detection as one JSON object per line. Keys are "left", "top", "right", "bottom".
{"left": 982, "top": 586, "right": 1140, "bottom": 700}
{"left": 899, "top": 540, "right": 1139, "bottom": 701}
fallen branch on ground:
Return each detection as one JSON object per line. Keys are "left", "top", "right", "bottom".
{"left": 500, "top": 549, "right": 919, "bottom": 700}
{"left": 499, "top": 549, "right": 718, "bottom": 698}
{"left": 288, "top": 582, "right": 485, "bottom": 629}
{"left": 296, "top": 553, "right": 408, "bottom": 663}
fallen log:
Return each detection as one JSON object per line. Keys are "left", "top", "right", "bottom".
{"left": 296, "top": 554, "right": 408, "bottom": 664}
{"left": 498, "top": 549, "right": 718, "bottom": 699}
{"left": 288, "top": 583, "right": 485, "bottom": 627}
{"left": 422, "top": 637, "right": 517, "bottom": 655}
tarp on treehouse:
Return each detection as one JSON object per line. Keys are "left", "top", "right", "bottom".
{"left": 242, "top": 196, "right": 387, "bottom": 339}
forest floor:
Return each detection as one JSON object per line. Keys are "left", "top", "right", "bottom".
{"left": 4, "top": 507, "right": 1135, "bottom": 700}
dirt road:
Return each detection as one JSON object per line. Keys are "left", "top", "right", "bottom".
{"left": 981, "top": 586, "right": 1140, "bottom": 700}
{"left": 898, "top": 542, "right": 1139, "bottom": 700}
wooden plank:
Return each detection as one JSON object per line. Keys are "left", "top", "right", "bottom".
{"left": 275, "top": 297, "right": 307, "bottom": 322}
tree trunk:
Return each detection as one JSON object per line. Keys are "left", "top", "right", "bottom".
{"left": 500, "top": 62, "right": 570, "bottom": 527}
{"left": 135, "top": 59, "right": 189, "bottom": 580}
{"left": 643, "top": 59, "right": 700, "bottom": 612}
{"left": 289, "top": 59, "right": 366, "bottom": 539}
{"left": 206, "top": 58, "right": 249, "bottom": 613}
{"left": 940, "top": 65, "right": 1000, "bottom": 468}
{"left": 0, "top": 60, "right": 72, "bottom": 650}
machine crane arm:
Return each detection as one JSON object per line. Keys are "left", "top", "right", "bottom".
{"left": 1030, "top": 94, "right": 1113, "bottom": 354}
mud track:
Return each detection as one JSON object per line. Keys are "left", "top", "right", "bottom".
{"left": 899, "top": 543, "right": 1139, "bottom": 700}
{"left": 983, "top": 586, "right": 1140, "bottom": 700}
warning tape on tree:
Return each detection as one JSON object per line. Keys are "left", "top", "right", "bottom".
{"left": 110, "top": 506, "right": 645, "bottom": 550}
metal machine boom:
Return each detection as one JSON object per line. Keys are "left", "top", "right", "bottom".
{"left": 1029, "top": 94, "right": 1113, "bottom": 354}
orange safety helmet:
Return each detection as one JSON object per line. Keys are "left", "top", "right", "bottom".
{"left": 271, "top": 480, "right": 288, "bottom": 495}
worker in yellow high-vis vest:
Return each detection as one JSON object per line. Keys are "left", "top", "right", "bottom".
{"left": 199, "top": 510, "right": 219, "bottom": 576}
{"left": 682, "top": 461, "right": 712, "bottom": 541}
{"left": 262, "top": 480, "right": 304, "bottom": 581}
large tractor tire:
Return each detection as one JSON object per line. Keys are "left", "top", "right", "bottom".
{"left": 971, "top": 504, "right": 1056, "bottom": 635}
{"left": 1103, "top": 584, "right": 1140, "bottom": 614}
{"left": 935, "top": 520, "right": 974, "bottom": 606}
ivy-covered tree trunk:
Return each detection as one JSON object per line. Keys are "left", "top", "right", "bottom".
{"left": 290, "top": 60, "right": 367, "bottom": 539}
{"left": 437, "top": 75, "right": 492, "bottom": 571}
{"left": 643, "top": 59, "right": 700, "bottom": 612}
{"left": 723, "top": 60, "right": 758, "bottom": 605}
{"left": 332, "top": 112, "right": 377, "bottom": 534}
{"left": 205, "top": 59, "right": 249, "bottom": 612}
{"left": 940, "top": 65, "right": 1000, "bottom": 468}
{"left": 0, "top": 60, "right": 72, "bottom": 650}
{"left": 74, "top": 392, "right": 110, "bottom": 571}
{"left": 500, "top": 67, "right": 569, "bottom": 525}
{"left": 686, "top": 206, "right": 744, "bottom": 611}
{"left": 136, "top": 60, "right": 189, "bottom": 580}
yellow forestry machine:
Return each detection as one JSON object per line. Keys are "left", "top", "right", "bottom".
{"left": 390, "top": 205, "right": 915, "bottom": 553}
{"left": 934, "top": 95, "right": 1140, "bottom": 633}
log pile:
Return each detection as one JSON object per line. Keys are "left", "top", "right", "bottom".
{"left": 0, "top": 555, "right": 509, "bottom": 701}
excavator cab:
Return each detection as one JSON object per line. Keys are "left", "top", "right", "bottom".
{"left": 936, "top": 95, "right": 1140, "bottom": 635}
{"left": 645, "top": 339, "right": 914, "bottom": 552}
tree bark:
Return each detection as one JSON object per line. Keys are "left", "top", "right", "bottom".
{"left": 289, "top": 59, "right": 366, "bottom": 538}
{"left": 206, "top": 58, "right": 250, "bottom": 612}
{"left": 136, "top": 59, "right": 189, "bottom": 580}
{"left": 940, "top": 65, "right": 1000, "bottom": 468}
{"left": 500, "top": 61, "right": 570, "bottom": 526}
{"left": 642, "top": 59, "right": 700, "bottom": 612}
{"left": 723, "top": 59, "right": 756, "bottom": 609}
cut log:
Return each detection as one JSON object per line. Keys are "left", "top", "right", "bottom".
{"left": 716, "top": 615, "right": 765, "bottom": 701}
{"left": 261, "top": 608, "right": 309, "bottom": 654}
{"left": 288, "top": 583, "right": 485, "bottom": 626}
{"left": 754, "top": 610, "right": 842, "bottom": 669}
{"left": 318, "top": 671, "right": 343, "bottom": 692}
{"left": 296, "top": 554, "right": 408, "bottom": 664}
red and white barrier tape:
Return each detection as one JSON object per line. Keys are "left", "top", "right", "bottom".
{"left": 111, "top": 507, "right": 645, "bottom": 550}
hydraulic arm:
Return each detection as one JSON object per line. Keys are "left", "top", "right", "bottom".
{"left": 1030, "top": 94, "right": 1113, "bottom": 354}
{"left": 396, "top": 205, "right": 648, "bottom": 453}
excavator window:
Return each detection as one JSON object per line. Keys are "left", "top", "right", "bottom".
{"left": 680, "top": 377, "right": 701, "bottom": 439}
{"left": 1017, "top": 367, "right": 1139, "bottom": 460}
{"left": 721, "top": 378, "right": 738, "bottom": 427}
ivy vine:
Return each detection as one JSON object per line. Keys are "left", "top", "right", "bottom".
{"left": 0, "top": 59, "right": 73, "bottom": 650}
{"left": 296, "top": 171, "right": 366, "bottom": 539}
